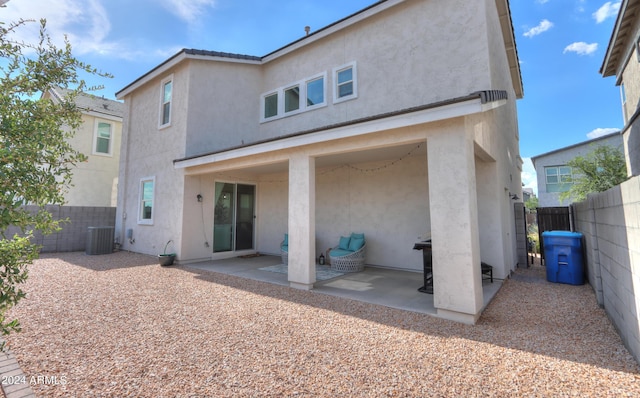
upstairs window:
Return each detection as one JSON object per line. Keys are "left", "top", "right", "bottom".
{"left": 264, "top": 92, "right": 278, "bottom": 119}
{"left": 260, "top": 72, "right": 327, "bottom": 122}
{"left": 284, "top": 85, "right": 300, "bottom": 113}
{"left": 545, "top": 166, "right": 573, "bottom": 193}
{"left": 160, "top": 76, "right": 173, "bottom": 128}
{"left": 93, "top": 121, "right": 112, "bottom": 156}
{"left": 333, "top": 62, "right": 357, "bottom": 103}
{"left": 306, "top": 76, "right": 325, "bottom": 107}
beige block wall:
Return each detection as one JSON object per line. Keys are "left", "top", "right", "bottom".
{"left": 573, "top": 175, "right": 640, "bottom": 364}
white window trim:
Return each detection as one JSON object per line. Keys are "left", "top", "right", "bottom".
{"left": 260, "top": 71, "right": 328, "bottom": 123}
{"left": 545, "top": 166, "right": 572, "bottom": 186}
{"left": 333, "top": 61, "right": 358, "bottom": 104}
{"left": 138, "top": 176, "right": 156, "bottom": 225}
{"left": 284, "top": 83, "right": 302, "bottom": 114}
{"left": 158, "top": 75, "right": 173, "bottom": 129}
{"left": 260, "top": 90, "right": 280, "bottom": 121}
{"left": 305, "top": 72, "right": 327, "bottom": 110}
{"left": 92, "top": 119, "right": 113, "bottom": 157}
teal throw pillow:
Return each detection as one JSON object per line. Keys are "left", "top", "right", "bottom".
{"left": 348, "top": 237, "right": 364, "bottom": 251}
{"left": 351, "top": 232, "right": 365, "bottom": 240}
{"left": 339, "top": 236, "right": 351, "bottom": 250}
{"left": 284, "top": 233, "right": 288, "bottom": 245}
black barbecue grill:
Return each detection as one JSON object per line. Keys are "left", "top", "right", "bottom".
{"left": 413, "top": 239, "right": 432, "bottom": 294}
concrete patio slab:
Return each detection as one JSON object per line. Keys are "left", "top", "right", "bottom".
{"left": 183, "top": 255, "right": 503, "bottom": 316}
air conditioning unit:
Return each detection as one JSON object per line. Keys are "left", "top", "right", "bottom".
{"left": 86, "top": 226, "right": 114, "bottom": 255}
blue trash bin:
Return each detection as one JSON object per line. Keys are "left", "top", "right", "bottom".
{"left": 542, "top": 231, "right": 584, "bottom": 285}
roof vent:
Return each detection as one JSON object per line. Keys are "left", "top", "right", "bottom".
{"left": 304, "top": 26, "right": 310, "bottom": 36}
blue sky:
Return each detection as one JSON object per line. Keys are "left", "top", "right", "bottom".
{"left": 1, "top": 0, "right": 625, "bottom": 194}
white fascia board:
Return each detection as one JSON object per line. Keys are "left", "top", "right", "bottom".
{"left": 175, "top": 97, "right": 499, "bottom": 170}
{"left": 185, "top": 53, "right": 261, "bottom": 65}
{"left": 262, "top": 0, "right": 406, "bottom": 64}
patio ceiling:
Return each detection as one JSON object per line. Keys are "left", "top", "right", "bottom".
{"left": 227, "top": 142, "right": 428, "bottom": 175}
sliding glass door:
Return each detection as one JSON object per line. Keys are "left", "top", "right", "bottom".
{"left": 213, "top": 182, "right": 255, "bottom": 253}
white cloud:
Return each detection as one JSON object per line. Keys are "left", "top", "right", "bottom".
{"left": 536, "top": 0, "right": 550, "bottom": 4}
{"left": 1, "top": 0, "right": 121, "bottom": 57}
{"left": 587, "top": 127, "right": 619, "bottom": 139}
{"left": 523, "top": 19, "right": 554, "bottom": 38}
{"left": 161, "top": 0, "right": 216, "bottom": 24}
{"left": 521, "top": 158, "right": 538, "bottom": 196}
{"left": 563, "top": 42, "right": 598, "bottom": 55}
{"left": 593, "top": 1, "right": 621, "bottom": 24}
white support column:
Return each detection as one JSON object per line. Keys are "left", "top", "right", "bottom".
{"left": 288, "top": 153, "right": 316, "bottom": 290}
{"left": 475, "top": 160, "right": 508, "bottom": 277}
{"left": 427, "top": 128, "right": 483, "bottom": 324}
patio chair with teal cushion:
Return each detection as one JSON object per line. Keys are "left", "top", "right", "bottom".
{"left": 330, "top": 232, "right": 366, "bottom": 273}
{"left": 281, "top": 233, "right": 288, "bottom": 265}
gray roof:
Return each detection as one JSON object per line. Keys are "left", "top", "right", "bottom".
{"left": 48, "top": 86, "right": 125, "bottom": 119}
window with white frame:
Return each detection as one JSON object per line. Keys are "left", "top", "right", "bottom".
{"left": 139, "top": 177, "right": 155, "bottom": 224}
{"left": 306, "top": 75, "right": 325, "bottom": 108}
{"left": 260, "top": 72, "right": 327, "bottom": 122}
{"left": 545, "top": 166, "right": 573, "bottom": 193}
{"left": 159, "top": 76, "right": 173, "bottom": 128}
{"left": 93, "top": 121, "right": 112, "bottom": 156}
{"left": 263, "top": 92, "right": 278, "bottom": 119}
{"left": 284, "top": 85, "right": 300, "bottom": 113}
{"left": 333, "top": 62, "right": 357, "bottom": 103}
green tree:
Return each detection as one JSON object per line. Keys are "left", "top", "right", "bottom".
{"left": 559, "top": 145, "right": 628, "bottom": 204}
{"left": 525, "top": 196, "right": 539, "bottom": 212}
{"left": 0, "top": 19, "right": 109, "bottom": 349}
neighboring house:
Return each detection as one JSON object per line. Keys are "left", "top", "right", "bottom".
{"left": 601, "top": 0, "right": 640, "bottom": 177}
{"left": 115, "top": 0, "right": 524, "bottom": 324}
{"left": 522, "top": 188, "right": 535, "bottom": 204}
{"left": 530, "top": 132, "right": 623, "bottom": 207}
{"left": 43, "top": 87, "right": 125, "bottom": 207}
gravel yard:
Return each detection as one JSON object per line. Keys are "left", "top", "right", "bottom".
{"left": 4, "top": 251, "right": 640, "bottom": 397}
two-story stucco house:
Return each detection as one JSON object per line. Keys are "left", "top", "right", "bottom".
{"left": 44, "top": 87, "right": 124, "bottom": 207}
{"left": 601, "top": 0, "right": 640, "bottom": 177}
{"left": 531, "top": 132, "right": 624, "bottom": 207}
{"left": 115, "top": 0, "right": 523, "bottom": 323}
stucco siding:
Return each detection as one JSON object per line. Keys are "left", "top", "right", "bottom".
{"left": 65, "top": 114, "right": 122, "bottom": 207}
{"left": 115, "top": 65, "right": 189, "bottom": 255}
{"left": 620, "top": 17, "right": 640, "bottom": 177}
{"left": 624, "top": 121, "right": 640, "bottom": 176}
{"left": 178, "top": 0, "right": 495, "bottom": 158}
{"left": 184, "top": 60, "right": 262, "bottom": 156}
{"left": 620, "top": 17, "right": 640, "bottom": 124}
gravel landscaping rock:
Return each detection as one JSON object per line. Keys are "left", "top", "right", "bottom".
{"left": 4, "top": 251, "right": 640, "bottom": 397}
